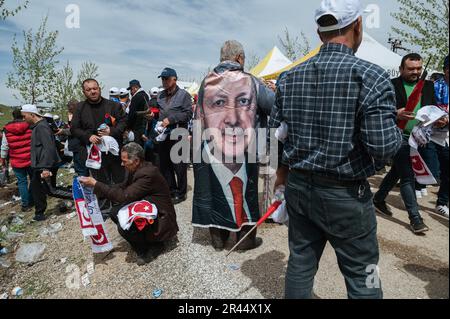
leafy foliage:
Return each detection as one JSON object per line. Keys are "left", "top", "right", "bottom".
{"left": 278, "top": 27, "right": 311, "bottom": 61}
{"left": 6, "top": 16, "right": 63, "bottom": 105}
{"left": 392, "top": 0, "right": 449, "bottom": 70}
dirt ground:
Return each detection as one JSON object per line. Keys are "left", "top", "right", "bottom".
{"left": 0, "top": 167, "right": 448, "bottom": 299}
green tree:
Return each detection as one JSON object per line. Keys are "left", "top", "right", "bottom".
{"left": 278, "top": 27, "right": 311, "bottom": 61}
{"left": 53, "top": 61, "right": 77, "bottom": 114}
{"left": 75, "top": 61, "right": 101, "bottom": 101}
{"left": 6, "top": 15, "right": 63, "bottom": 105}
{"left": 0, "top": 0, "right": 29, "bottom": 20}
{"left": 392, "top": 0, "right": 449, "bottom": 70}
{"left": 246, "top": 53, "right": 261, "bottom": 72}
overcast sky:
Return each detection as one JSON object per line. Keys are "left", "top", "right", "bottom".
{"left": 0, "top": 0, "right": 404, "bottom": 106}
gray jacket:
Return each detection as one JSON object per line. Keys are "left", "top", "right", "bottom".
{"left": 157, "top": 86, "right": 193, "bottom": 126}
{"left": 31, "top": 119, "right": 61, "bottom": 170}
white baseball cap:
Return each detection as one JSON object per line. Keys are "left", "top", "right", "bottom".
{"left": 315, "top": 0, "right": 363, "bottom": 32}
{"left": 43, "top": 113, "right": 53, "bottom": 118}
{"left": 150, "top": 87, "right": 159, "bottom": 95}
{"left": 119, "top": 88, "right": 129, "bottom": 96}
{"left": 21, "top": 104, "right": 42, "bottom": 116}
{"left": 109, "top": 87, "right": 120, "bottom": 95}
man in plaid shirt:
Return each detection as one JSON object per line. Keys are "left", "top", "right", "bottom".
{"left": 270, "top": 0, "right": 402, "bottom": 299}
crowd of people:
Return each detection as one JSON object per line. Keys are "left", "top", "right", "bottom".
{"left": 0, "top": 0, "right": 448, "bottom": 299}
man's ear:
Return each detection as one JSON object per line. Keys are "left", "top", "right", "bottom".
{"left": 354, "top": 17, "right": 363, "bottom": 38}
{"left": 317, "top": 29, "right": 324, "bottom": 43}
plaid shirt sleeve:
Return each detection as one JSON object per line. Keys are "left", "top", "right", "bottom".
{"left": 269, "top": 79, "right": 286, "bottom": 166}
{"left": 359, "top": 71, "right": 402, "bottom": 161}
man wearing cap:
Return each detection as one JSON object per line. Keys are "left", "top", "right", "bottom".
{"left": 157, "top": 68, "right": 193, "bottom": 204}
{"left": 21, "top": 104, "right": 61, "bottom": 221}
{"left": 127, "top": 80, "right": 150, "bottom": 147}
{"left": 71, "top": 79, "right": 127, "bottom": 213}
{"left": 109, "top": 87, "right": 121, "bottom": 104}
{"left": 270, "top": 0, "right": 402, "bottom": 299}
{"left": 119, "top": 88, "right": 130, "bottom": 113}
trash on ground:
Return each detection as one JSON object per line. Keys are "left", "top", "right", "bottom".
{"left": 228, "top": 264, "right": 241, "bottom": 271}
{"left": 11, "top": 287, "right": 23, "bottom": 296}
{"left": 152, "top": 289, "right": 163, "bottom": 298}
{"left": 15, "top": 243, "right": 46, "bottom": 264}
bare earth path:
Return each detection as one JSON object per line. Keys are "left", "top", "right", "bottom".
{"left": 0, "top": 168, "right": 448, "bottom": 299}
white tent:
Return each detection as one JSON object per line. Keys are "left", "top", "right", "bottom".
{"left": 250, "top": 46, "right": 292, "bottom": 78}
{"left": 355, "top": 32, "right": 402, "bottom": 78}
{"left": 263, "top": 32, "right": 403, "bottom": 80}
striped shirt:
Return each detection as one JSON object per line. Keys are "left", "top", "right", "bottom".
{"left": 270, "top": 43, "right": 402, "bottom": 181}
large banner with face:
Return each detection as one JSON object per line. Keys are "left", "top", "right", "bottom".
{"left": 192, "top": 67, "right": 261, "bottom": 232}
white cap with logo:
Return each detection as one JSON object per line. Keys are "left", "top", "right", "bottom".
{"left": 119, "top": 88, "right": 129, "bottom": 96}
{"left": 315, "top": 0, "right": 363, "bottom": 32}
{"left": 109, "top": 87, "right": 120, "bottom": 96}
{"left": 150, "top": 87, "right": 160, "bottom": 96}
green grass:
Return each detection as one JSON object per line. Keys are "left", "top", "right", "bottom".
{"left": 0, "top": 104, "right": 14, "bottom": 130}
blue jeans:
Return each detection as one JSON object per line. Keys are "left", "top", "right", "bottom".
{"left": 285, "top": 170, "right": 382, "bottom": 299}
{"left": 12, "top": 167, "right": 33, "bottom": 208}
{"left": 419, "top": 142, "right": 440, "bottom": 180}
{"left": 73, "top": 151, "right": 88, "bottom": 177}
{"left": 374, "top": 138, "right": 422, "bottom": 223}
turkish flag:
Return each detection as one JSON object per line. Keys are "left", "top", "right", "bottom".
{"left": 410, "top": 148, "right": 437, "bottom": 185}
{"left": 91, "top": 224, "right": 108, "bottom": 245}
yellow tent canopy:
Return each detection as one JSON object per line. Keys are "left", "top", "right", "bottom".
{"left": 261, "top": 45, "right": 321, "bottom": 81}
{"left": 250, "top": 46, "right": 292, "bottom": 78}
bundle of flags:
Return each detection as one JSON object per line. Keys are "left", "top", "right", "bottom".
{"left": 72, "top": 177, "right": 113, "bottom": 254}
{"left": 118, "top": 201, "right": 158, "bottom": 231}
{"left": 85, "top": 136, "right": 120, "bottom": 170}
{"left": 408, "top": 105, "right": 448, "bottom": 185}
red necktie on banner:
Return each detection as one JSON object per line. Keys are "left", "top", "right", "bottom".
{"left": 230, "top": 177, "right": 246, "bottom": 228}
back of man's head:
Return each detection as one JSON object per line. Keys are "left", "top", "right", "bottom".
{"left": 220, "top": 40, "right": 245, "bottom": 65}
{"left": 12, "top": 108, "right": 23, "bottom": 120}
{"left": 315, "top": 0, "right": 363, "bottom": 52}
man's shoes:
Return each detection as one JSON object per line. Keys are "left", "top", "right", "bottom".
{"left": 136, "top": 252, "right": 152, "bottom": 266}
{"left": 136, "top": 243, "right": 165, "bottom": 266}
{"left": 21, "top": 206, "right": 33, "bottom": 213}
{"left": 172, "top": 194, "right": 187, "bottom": 205}
{"left": 421, "top": 188, "right": 428, "bottom": 197}
{"left": 374, "top": 200, "right": 393, "bottom": 217}
{"left": 33, "top": 213, "right": 47, "bottom": 222}
{"left": 410, "top": 219, "right": 429, "bottom": 234}
{"left": 210, "top": 228, "right": 230, "bottom": 251}
{"left": 236, "top": 237, "right": 263, "bottom": 251}
{"left": 436, "top": 205, "right": 449, "bottom": 218}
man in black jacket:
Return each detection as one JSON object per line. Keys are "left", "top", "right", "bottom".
{"left": 71, "top": 79, "right": 127, "bottom": 212}
{"left": 374, "top": 53, "right": 437, "bottom": 234}
{"left": 127, "top": 79, "right": 150, "bottom": 146}
{"left": 21, "top": 104, "right": 61, "bottom": 221}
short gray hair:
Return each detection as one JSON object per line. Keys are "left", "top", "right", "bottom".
{"left": 122, "top": 142, "right": 144, "bottom": 161}
{"left": 220, "top": 40, "right": 245, "bottom": 62}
